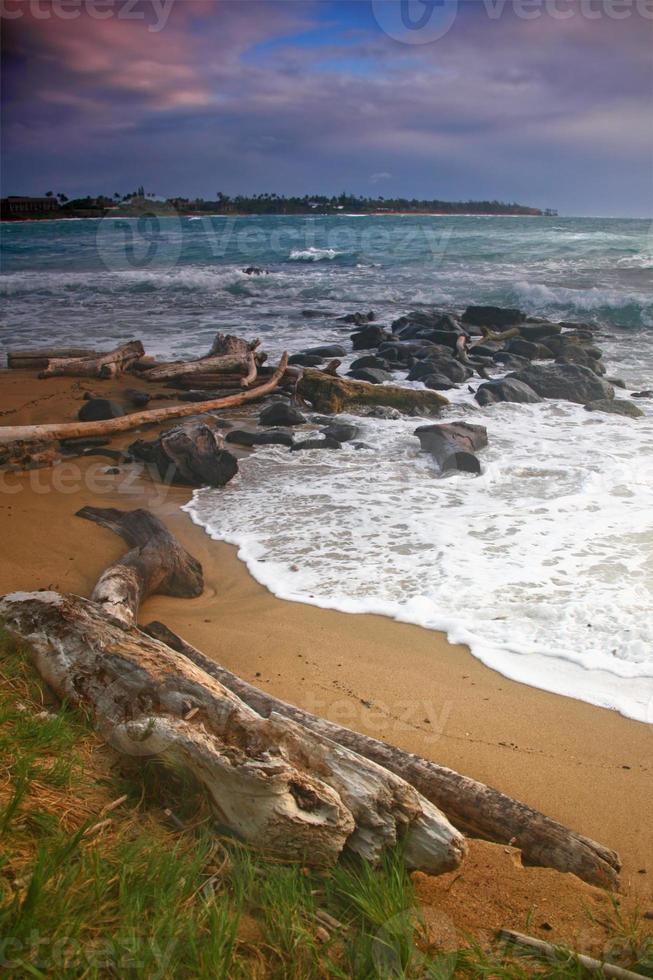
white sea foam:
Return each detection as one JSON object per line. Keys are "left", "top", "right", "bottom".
{"left": 288, "top": 247, "right": 345, "bottom": 261}
{"left": 185, "top": 386, "right": 653, "bottom": 724}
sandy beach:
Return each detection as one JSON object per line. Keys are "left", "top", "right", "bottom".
{"left": 1, "top": 365, "right": 651, "bottom": 924}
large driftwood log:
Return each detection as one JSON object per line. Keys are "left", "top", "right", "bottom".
{"left": 145, "top": 622, "right": 621, "bottom": 890}
{"left": 7, "top": 348, "right": 101, "bottom": 370}
{"left": 0, "top": 591, "right": 464, "bottom": 872}
{"left": 0, "top": 505, "right": 465, "bottom": 873}
{"left": 142, "top": 353, "right": 262, "bottom": 384}
{"left": 414, "top": 422, "right": 488, "bottom": 475}
{"left": 298, "top": 368, "right": 449, "bottom": 415}
{"left": 39, "top": 341, "right": 145, "bottom": 380}
{"left": 0, "top": 353, "right": 289, "bottom": 448}
{"left": 77, "top": 506, "right": 204, "bottom": 626}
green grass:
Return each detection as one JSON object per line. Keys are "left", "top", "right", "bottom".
{"left": 1, "top": 624, "right": 651, "bottom": 978}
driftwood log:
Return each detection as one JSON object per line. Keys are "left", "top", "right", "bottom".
{"left": 7, "top": 348, "right": 101, "bottom": 371}
{"left": 498, "top": 931, "right": 646, "bottom": 980}
{"left": 298, "top": 369, "right": 449, "bottom": 415}
{"left": 414, "top": 422, "right": 489, "bottom": 475}
{"left": 39, "top": 341, "right": 145, "bottom": 380}
{"left": 0, "top": 508, "right": 466, "bottom": 874}
{"left": 142, "top": 353, "right": 263, "bottom": 384}
{"left": 144, "top": 622, "right": 622, "bottom": 890}
{"left": 0, "top": 353, "right": 289, "bottom": 449}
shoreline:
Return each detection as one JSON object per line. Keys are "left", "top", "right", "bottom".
{"left": 0, "top": 368, "right": 651, "bottom": 902}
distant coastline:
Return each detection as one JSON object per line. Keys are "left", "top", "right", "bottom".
{"left": 0, "top": 191, "right": 556, "bottom": 222}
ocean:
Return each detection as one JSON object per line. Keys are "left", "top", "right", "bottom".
{"left": 1, "top": 213, "right": 652, "bottom": 722}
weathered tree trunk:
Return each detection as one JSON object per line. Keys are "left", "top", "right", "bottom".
{"left": 208, "top": 333, "right": 260, "bottom": 357}
{"left": 39, "top": 341, "right": 145, "bottom": 380}
{"left": 144, "top": 622, "right": 621, "bottom": 890}
{"left": 77, "top": 506, "right": 204, "bottom": 626}
{"left": 0, "top": 353, "right": 289, "bottom": 449}
{"left": 241, "top": 351, "right": 258, "bottom": 388}
{"left": 7, "top": 348, "right": 101, "bottom": 370}
{"left": 142, "top": 353, "right": 262, "bottom": 384}
{"left": 0, "top": 506, "right": 465, "bottom": 873}
{"left": 414, "top": 422, "right": 488, "bottom": 475}
{"left": 298, "top": 368, "right": 449, "bottom": 415}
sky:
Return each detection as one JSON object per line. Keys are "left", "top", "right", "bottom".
{"left": 1, "top": 0, "right": 652, "bottom": 216}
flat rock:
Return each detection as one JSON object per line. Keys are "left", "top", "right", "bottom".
{"left": 301, "top": 344, "right": 347, "bottom": 358}
{"left": 347, "top": 367, "right": 393, "bottom": 384}
{"left": 259, "top": 402, "right": 307, "bottom": 426}
{"left": 350, "top": 354, "right": 391, "bottom": 370}
{"left": 509, "top": 364, "right": 614, "bottom": 404}
{"left": 584, "top": 399, "right": 643, "bottom": 418}
{"left": 288, "top": 353, "right": 325, "bottom": 367}
{"left": 350, "top": 325, "right": 392, "bottom": 350}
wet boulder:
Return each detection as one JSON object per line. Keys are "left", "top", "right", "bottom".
{"left": 519, "top": 322, "right": 562, "bottom": 342}
{"left": 288, "top": 353, "right": 325, "bottom": 367}
{"left": 509, "top": 364, "right": 614, "bottom": 404}
{"left": 226, "top": 428, "right": 295, "bottom": 447}
{"left": 414, "top": 421, "right": 488, "bottom": 475}
{"left": 555, "top": 345, "right": 605, "bottom": 375}
{"left": 290, "top": 436, "right": 342, "bottom": 452}
{"left": 339, "top": 310, "right": 375, "bottom": 325}
{"left": 475, "top": 378, "right": 542, "bottom": 406}
{"left": 584, "top": 399, "right": 643, "bottom": 419}
{"left": 350, "top": 324, "right": 393, "bottom": 350}
{"left": 347, "top": 367, "right": 393, "bottom": 384}
{"left": 259, "top": 402, "right": 307, "bottom": 426}
{"left": 350, "top": 354, "right": 392, "bottom": 371}
{"left": 78, "top": 399, "right": 125, "bottom": 422}
{"left": 320, "top": 422, "right": 358, "bottom": 442}
{"left": 301, "top": 344, "right": 347, "bottom": 358}
{"left": 129, "top": 420, "right": 238, "bottom": 487}
{"left": 462, "top": 306, "right": 524, "bottom": 328}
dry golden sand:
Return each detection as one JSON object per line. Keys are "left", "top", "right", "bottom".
{"left": 0, "top": 368, "right": 652, "bottom": 937}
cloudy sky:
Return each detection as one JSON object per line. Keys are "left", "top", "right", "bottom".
{"left": 2, "top": 0, "right": 652, "bottom": 215}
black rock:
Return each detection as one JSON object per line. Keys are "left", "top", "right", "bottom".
{"left": 123, "top": 388, "right": 151, "bottom": 408}
{"left": 505, "top": 338, "right": 540, "bottom": 359}
{"left": 320, "top": 422, "right": 358, "bottom": 442}
{"left": 290, "top": 436, "right": 342, "bottom": 452}
{"left": 462, "top": 306, "right": 525, "bottom": 328}
{"left": 130, "top": 421, "right": 238, "bottom": 487}
{"left": 509, "top": 365, "right": 614, "bottom": 404}
{"left": 78, "top": 399, "right": 125, "bottom": 422}
{"left": 492, "top": 352, "right": 531, "bottom": 371}
{"left": 339, "top": 310, "right": 375, "bottom": 325}
{"left": 471, "top": 342, "right": 504, "bottom": 358}
{"left": 420, "top": 373, "right": 455, "bottom": 391}
{"left": 288, "top": 353, "right": 325, "bottom": 367}
{"left": 301, "top": 344, "right": 347, "bottom": 358}
{"left": 414, "top": 421, "right": 488, "bottom": 475}
{"left": 555, "top": 346, "right": 605, "bottom": 375}
{"left": 350, "top": 354, "right": 391, "bottom": 370}
{"left": 226, "top": 428, "right": 295, "bottom": 447}
{"left": 631, "top": 390, "right": 653, "bottom": 398}
{"left": 475, "top": 378, "right": 543, "bottom": 406}
{"left": 519, "top": 322, "right": 562, "bottom": 342}
{"left": 605, "top": 377, "right": 626, "bottom": 389}
{"left": 347, "top": 367, "right": 393, "bottom": 384}
{"left": 350, "top": 325, "right": 392, "bottom": 350}
{"left": 243, "top": 266, "right": 265, "bottom": 275}
{"left": 259, "top": 402, "right": 307, "bottom": 426}
{"left": 351, "top": 441, "right": 374, "bottom": 450}
{"left": 584, "top": 399, "right": 643, "bottom": 418}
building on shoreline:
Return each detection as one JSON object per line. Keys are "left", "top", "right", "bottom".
{"left": 0, "top": 196, "right": 61, "bottom": 219}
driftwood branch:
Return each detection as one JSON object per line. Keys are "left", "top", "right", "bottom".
{"left": 209, "top": 333, "right": 260, "bottom": 357}
{"left": 498, "top": 930, "right": 646, "bottom": 980}
{"left": 144, "top": 622, "right": 621, "bottom": 890}
{"left": 76, "top": 507, "right": 203, "bottom": 625}
{"left": 0, "top": 353, "right": 289, "bottom": 447}
{"left": 142, "top": 354, "right": 259, "bottom": 384}
{"left": 39, "top": 341, "right": 145, "bottom": 380}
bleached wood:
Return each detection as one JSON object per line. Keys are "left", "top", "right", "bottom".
{"left": 39, "top": 341, "right": 145, "bottom": 379}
